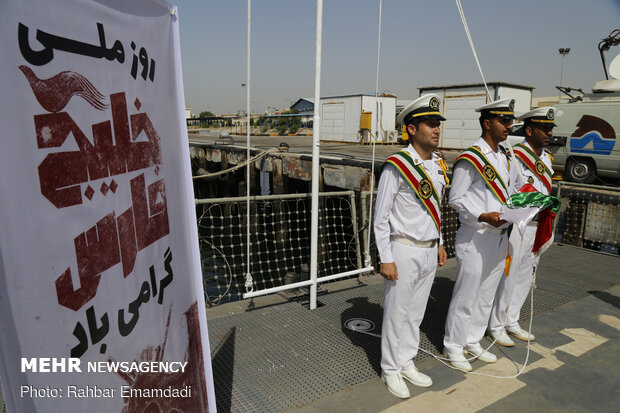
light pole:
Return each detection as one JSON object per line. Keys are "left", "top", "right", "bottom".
{"left": 281, "top": 98, "right": 291, "bottom": 111}
{"left": 558, "top": 48, "right": 570, "bottom": 99}
{"left": 240, "top": 83, "right": 246, "bottom": 133}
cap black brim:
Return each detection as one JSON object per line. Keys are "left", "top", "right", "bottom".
{"left": 496, "top": 114, "right": 516, "bottom": 120}
{"left": 418, "top": 114, "right": 446, "bottom": 121}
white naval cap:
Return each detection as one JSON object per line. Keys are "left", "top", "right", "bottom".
{"left": 518, "top": 106, "right": 561, "bottom": 127}
{"left": 475, "top": 97, "right": 516, "bottom": 120}
{"left": 397, "top": 94, "right": 446, "bottom": 125}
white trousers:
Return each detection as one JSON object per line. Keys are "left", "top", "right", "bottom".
{"left": 443, "top": 225, "right": 508, "bottom": 353}
{"left": 489, "top": 224, "right": 540, "bottom": 331}
{"left": 381, "top": 242, "right": 437, "bottom": 375}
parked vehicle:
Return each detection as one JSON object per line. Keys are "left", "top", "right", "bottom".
{"left": 549, "top": 29, "right": 620, "bottom": 184}
{"left": 500, "top": 122, "right": 525, "bottom": 151}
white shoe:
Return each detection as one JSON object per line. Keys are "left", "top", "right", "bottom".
{"left": 507, "top": 326, "right": 535, "bottom": 341}
{"left": 464, "top": 344, "right": 497, "bottom": 363}
{"left": 381, "top": 372, "right": 410, "bottom": 399}
{"left": 489, "top": 329, "right": 515, "bottom": 347}
{"left": 443, "top": 350, "right": 473, "bottom": 372}
{"left": 401, "top": 367, "right": 433, "bottom": 387}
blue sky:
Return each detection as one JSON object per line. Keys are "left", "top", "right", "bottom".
{"left": 176, "top": 0, "right": 620, "bottom": 115}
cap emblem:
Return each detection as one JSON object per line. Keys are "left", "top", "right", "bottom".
{"left": 429, "top": 97, "right": 440, "bottom": 111}
{"left": 508, "top": 99, "right": 515, "bottom": 111}
{"left": 546, "top": 109, "right": 554, "bottom": 120}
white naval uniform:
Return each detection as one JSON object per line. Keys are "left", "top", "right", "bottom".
{"left": 374, "top": 145, "right": 446, "bottom": 376}
{"left": 489, "top": 141, "right": 554, "bottom": 332}
{"left": 443, "top": 138, "right": 511, "bottom": 354}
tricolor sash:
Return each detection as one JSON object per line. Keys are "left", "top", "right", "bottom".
{"left": 513, "top": 144, "right": 552, "bottom": 194}
{"left": 385, "top": 151, "right": 441, "bottom": 234}
{"left": 455, "top": 146, "right": 509, "bottom": 203}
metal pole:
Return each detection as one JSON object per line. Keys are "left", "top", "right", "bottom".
{"left": 560, "top": 56, "right": 565, "bottom": 88}
{"left": 196, "top": 190, "right": 356, "bottom": 205}
{"left": 243, "top": 266, "right": 374, "bottom": 299}
{"left": 559, "top": 55, "right": 565, "bottom": 99}
{"left": 558, "top": 48, "right": 570, "bottom": 100}
{"left": 309, "top": 0, "right": 324, "bottom": 310}
{"left": 366, "top": 0, "right": 382, "bottom": 267}
{"left": 245, "top": 0, "right": 253, "bottom": 293}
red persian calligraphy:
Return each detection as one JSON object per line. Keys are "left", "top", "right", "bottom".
{"left": 55, "top": 173, "right": 169, "bottom": 311}
{"left": 115, "top": 303, "right": 210, "bottom": 413}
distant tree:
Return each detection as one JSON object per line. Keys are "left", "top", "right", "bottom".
{"left": 276, "top": 117, "right": 288, "bottom": 135}
{"left": 199, "top": 110, "right": 215, "bottom": 118}
{"left": 276, "top": 125, "right": 288, "bottom": 135}
{"left": 289, "top": 116, "right": 300, "bottom": 134}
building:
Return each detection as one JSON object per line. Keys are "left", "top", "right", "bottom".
{"left": 532, "top": 96, "right": 562, "bottom": 107}
{"left": 418, "top": 82, "right": 534, "bottom": 149}
{"left": 318, "top": 94, "right": 397, "bottom": 143}
{"left": 290, "top": 98, "right": 315, "bottom": 116}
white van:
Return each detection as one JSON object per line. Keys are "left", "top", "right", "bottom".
{"left": 499, "top": 122, "right": 525, "bottom": 152}
{"left": 550, "top": 86, "right": 620, "bottom": 184}
{"left": 548, "top": 31, "right": 620, "bottom": 184}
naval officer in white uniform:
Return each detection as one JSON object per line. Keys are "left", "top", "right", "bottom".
{"left": 374, "top": 94, "right": 449, "bottom": 398}
{"left": 488, "top": 107, "right": 558, "bottom": 346}
{"left": 443, "top": 98, "right": 515, "bottom": 371}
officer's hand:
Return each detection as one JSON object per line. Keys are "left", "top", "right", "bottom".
{"left": 437, "top": 245, "right": 447, "bottom": 267}
{"left": 380, "top": 262, "right": 398, "bottom": 281}
{"left": 478, "top": 212, "right": 507, "bottom": 227}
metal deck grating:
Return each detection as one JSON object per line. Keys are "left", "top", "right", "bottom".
{"left": 208, "top": 245, "right": 619, "bottom": 412}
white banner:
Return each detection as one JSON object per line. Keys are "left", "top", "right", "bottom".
{"left": 0, "top": 0, "right": 216, "bottom": 411}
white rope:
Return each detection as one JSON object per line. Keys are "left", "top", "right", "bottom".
{"left": 419, "top": 233, "right": 534, "bottom": 378}
{"left": 245, "top": 0, "right": 254, "bottom": 293}
{"left": 352, "top": 0, "right": 537, "bottom": 378}
{"left": 504, "top": 138, "right": 526, "bottom": 183}
{"left": 455, "top": 0, "right": 492, "bottom": 101}
{"left": 193, "top": 148, "right": 279, "bottom": 180}
{"left": 364, "top": 0, "right": 382, "bottom": 268}
{"left": 345, "top": 230, "right": 538, "bottom": 379}
{"left": 200, "top": 239, "right": 234, "bottom": 305}
{"left": 440, "top": 0, "right": 537, "bottom": 376}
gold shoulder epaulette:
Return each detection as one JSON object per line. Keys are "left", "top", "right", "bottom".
{"left": 435, "top": 151, "right": 450, "bottom": 185}
{"left": 544, "top": 147, "right": 554, "bottom": 162}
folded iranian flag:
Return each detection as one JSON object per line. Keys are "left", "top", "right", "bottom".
{"left": 500, "top": 184, "right": 561, "bottom": 255}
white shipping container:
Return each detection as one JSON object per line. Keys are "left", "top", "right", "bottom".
{"left": 418, "top": 82, "right": 533, "bottom": 149}
{"left": 319, "top": 94, "right": 396, "bottom": 143}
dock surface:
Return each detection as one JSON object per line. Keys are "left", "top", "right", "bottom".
{"left": 189, "top": 131, "right": 460, "bottom": 165}
{"left": 206, "top": 244, "right": 620, "bottom": 412}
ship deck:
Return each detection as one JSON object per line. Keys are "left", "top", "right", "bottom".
{"left": 206, "top": 244, "right": 620, "bottom": 412}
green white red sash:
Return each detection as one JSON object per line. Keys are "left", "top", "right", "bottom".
{"left": 512, "top": 144, "right": 552, "bottom": 194}
{"left": 455, "top": 146, "right": 509, "bottom": 204}
{"left": 385, "top": 151, "right": 441, "bottom": 234}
